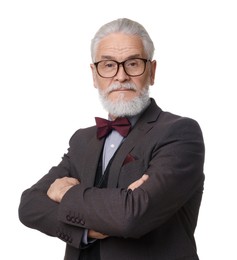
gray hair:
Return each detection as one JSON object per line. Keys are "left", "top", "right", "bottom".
{"left": 91, "top": 18, "right": 155, "bottom": 62}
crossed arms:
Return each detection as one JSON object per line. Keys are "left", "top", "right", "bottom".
{"left": 47, "top": 174, "right": 149, "bottom": 239}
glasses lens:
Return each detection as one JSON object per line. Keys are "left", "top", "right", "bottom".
{"left": 124, "top": 59, "right": 145, "bottom": 76}
{"left": 97, "top": 60, "right": 118, "bottom": 78}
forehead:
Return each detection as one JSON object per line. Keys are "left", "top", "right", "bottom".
{"left": 96, "top": 33, "right": 146, "bottom": 60}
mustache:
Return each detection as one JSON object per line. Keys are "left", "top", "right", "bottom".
{"left": 105, "top": 83, "right": 137, "bottom": 95}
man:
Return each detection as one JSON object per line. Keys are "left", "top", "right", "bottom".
{"left": 19, "top": 18, "right": 205, "bottom": 260}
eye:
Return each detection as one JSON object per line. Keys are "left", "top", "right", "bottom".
{"left": 126, "top": 59, "right": 139, "bottom": 68}
{"left": 103, "top": 61, "right": 117, "bottom": 69}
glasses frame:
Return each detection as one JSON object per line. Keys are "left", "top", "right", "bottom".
{"left": 94, "top": 58, "right": 150, "bottom": 78}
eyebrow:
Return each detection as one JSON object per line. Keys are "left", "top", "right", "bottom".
{"left": 100, "top": 54, "right": 141, "bottom": 60}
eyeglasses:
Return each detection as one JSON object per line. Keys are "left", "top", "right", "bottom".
{"left": 94, "top": 58, "right": 150, "bottom": 78}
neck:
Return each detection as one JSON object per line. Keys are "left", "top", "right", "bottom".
{"left": 108, "top": 114, "right": 119, "bottom": 121}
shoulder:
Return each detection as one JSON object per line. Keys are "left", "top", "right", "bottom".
{"left": 155, "top": 111, "right": 204, "bottom": 149}
{"left": 158, "top": 108, "right": 202, "bottom": 131}
{"left": 159, "top": 110, "right": 201, "bottom": 130}
{"left": 68, "top": 125, "right": 97, "bottom": 145}
{"left": 146, "top": 99, "right": 203, "bottom": 134}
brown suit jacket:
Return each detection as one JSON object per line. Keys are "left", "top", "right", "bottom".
{"left": 19, "top": 99, "right": 205, "bottom": 260}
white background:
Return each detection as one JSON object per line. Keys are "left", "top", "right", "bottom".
{"left": 1, "top": 0, "right": 236, "bottom": 259}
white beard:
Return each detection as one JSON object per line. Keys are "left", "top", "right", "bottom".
{"left": 98, "top": 82, "right": 150, "bottom": 117}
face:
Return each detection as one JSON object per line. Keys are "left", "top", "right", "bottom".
{"left": 90, "top": 33, "right": 156, "bottom": 118}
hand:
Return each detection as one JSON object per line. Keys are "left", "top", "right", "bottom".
{"left": 127, "top": 174, "right": 149, "bottom": 191}
{"left": 47, "top": 177, "right": 80, "bottom": 203}
{"left": 88, "top": 229, "right": 108, "bottom": 240}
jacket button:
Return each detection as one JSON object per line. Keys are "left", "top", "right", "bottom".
{"left": 80, "top": 219, "right": 85, "bottom": 225}
{"left": 66, "top": 215, "right": 72, "bottom": 221}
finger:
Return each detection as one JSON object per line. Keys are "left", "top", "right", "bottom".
{"left": 67, "top": 177, "right": 80, "bottom": 185}
{"left": 61, "top": 177, "right": 80, "bottom": 185}
{"left": 141, "top": 174, "right": 149, "bottom": 181}
{"left": 128, "top": 174, "right": 149, "bottom": 191}
{"left": 128, "top": 180, "right": 141, "bottom": 191}
{"left": 88, "top": 230, "right": 108, "bottom": 239}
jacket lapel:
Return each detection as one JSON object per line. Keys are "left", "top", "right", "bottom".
{"left": 107, "top": 99, "right": 162, "bottom": 187}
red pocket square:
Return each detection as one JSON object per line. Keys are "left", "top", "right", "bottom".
{"left": 123, "top": 154, "right": 136, "bottom": 166}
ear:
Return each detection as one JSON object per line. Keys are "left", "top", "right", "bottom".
{"left": 149, "top": 60, "right": 157, "bottom": 86}
{"left": 90, "top": 64, "right": 97, "bottom": 88}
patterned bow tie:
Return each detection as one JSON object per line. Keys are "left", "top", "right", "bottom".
{"left": 95, "top": 117, "right": 131, "bottom": 139}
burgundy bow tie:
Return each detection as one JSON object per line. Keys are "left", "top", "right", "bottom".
{"left": 95, "top": 117, "right": 131, "bottom": 139}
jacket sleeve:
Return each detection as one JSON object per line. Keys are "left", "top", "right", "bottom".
{"left": 18, "top": 151, "right": 84, "bottom": 249}
{"left": 58, "top": 117, "right": 205, "bottom": 239}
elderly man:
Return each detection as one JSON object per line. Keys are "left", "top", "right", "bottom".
{"left": 19, "top": 18, "right": 205, "bottom": 260}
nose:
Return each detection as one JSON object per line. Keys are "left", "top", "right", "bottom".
{"left": 114, "top": 64, "right": 130, "bottom": 82}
